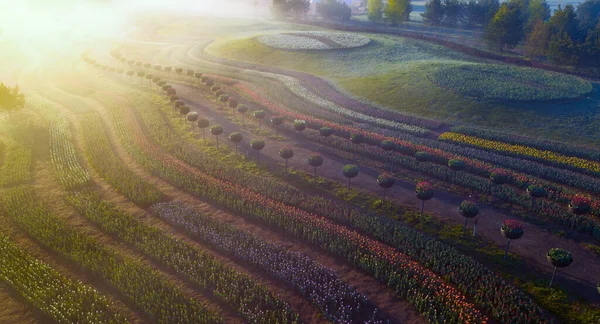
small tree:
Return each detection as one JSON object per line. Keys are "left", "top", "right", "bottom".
{"left": 0, "top": 83, "right": 25, "bottom": 118}
{"left": 319, "top": 127, "right": 333, "bottom": 137}
{"left": 186, "top": 111, "right": 199, "bottom": 128}
{"left": 237, "top": 105, "right": 249, "bottom": 125}
{"left": 211, "top": 86, "right": 221, "bottom": 92}
{"left": 166, "top": 87, "right": 176, "bottom": 96}
{"left": 501, "top": 220, "right": 524, "bottom": 259}
{"left": 219, "top": 94, "right": 229, "bottom": 104}
{"left": 194, "top": 72, "right": 203, "bottom": 85}
{"left": 175, "top": 67, "right": 183, "bottom": 80}
{"left": 179, "top": 105, "right": 190, "bottom": 118}
{"left": 293, "top": 120, "right": 306, "bottom": 140}
{"left": 205, "top": 80, "right": 214, "bottom": 87}
{"left": 164, "top": 66, "right": 172, "bottom": 75}
{"left": 448, "top": 159, "right": 466, "bottom": 171}
{"left": 569, "top": 194, "right": 591, "bottom": 229}
{"left": 137, "top": 71, "right": 145, "bottom": 85}
{"left": 415, "top": 181, "right": 434, "bottom": 217}
{"left": 145, "top": 74, "right": 153, "bottom": 87}
{"left": 228, "top": 132, "right": 243, "bottom": 155}
{"left": 350, "top": 133, "right": 364, "bottom": 160}
{"left": 279, "top": 146, "right": 294, "bottom": 173}
{"left": 308, "top": 153, "right": 323, "bottom": 178}
{"left": 154, "top": 65, "right": 162, "bottom": 74}
{"left": 490, "top": 169, "right": 509, "bottom": 185}
{"left": 414, "top": 151, "right": 430, "bottom": 163}
{"left": 547, "top": 248, "right": 573, "bottom": 288}
{"left": 377, "top": 172, "right": 395, "bottom": 203}
{"left": 527, "top": 184, "right": 546, "bottom": 212}
{"left": 459, "top": 200, "right": 480, "bottom": 235}
{"left": 250, "top": 139, "right": 265, "bottom": 162}
{"left": 228, "top": 98, "right": 239, "bottom": 109}
{"left": 197, "top": 118, "right": 210, "bottom": 140}
{"left": 271, "top": 116, "right": 284, "bottom": 140}
{"left": 186, "top": 69, "right": 194, "bottom": 81}
{"left": 342, "top": 164, "right": 359, "bottom": 191}
{"left": 126, "top": 71, "right": 135, "bottom": 83}
{"left": 143, "top": 63, "right": 151, "bottom": 72}
{"left": 253, "top": 110, "right": 266, "bottom": 131}
{"left": 381, "top": 140, "right": 397, "bottom": 172}
{"left": 210, "top": 125, "right": 224, "bottom": 148}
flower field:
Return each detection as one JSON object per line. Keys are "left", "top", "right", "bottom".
{"left": 0, "top": 128, "right": 33, "bottom": 187}
{"left": 31, "top": 98, "right": 91, "bottom": 190}
{"left": 258, "top": 34, "right": 333, "bottom": 50}
{"left": 0, "top": 235, "right": 128, "bottom": 323}
{"left": 429, "top": 64, "right": 593, "bottom": 101}
{"left": 4, "top": 15, "right": 600, "bottom": 324}
{"left": 258, "top": 32, "right": 370, "bottom": 50}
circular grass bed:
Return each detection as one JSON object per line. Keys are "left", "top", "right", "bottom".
{"left": 428, "top": 64, "right": 593, "bottom": 102}
{"left": 258, "top": 32, "right": 370, "bottom": 51}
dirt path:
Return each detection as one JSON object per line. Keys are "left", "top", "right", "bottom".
{"left": 54, "top": 71, "right": 426, "bottom": 324}
{"left": 172, "top": 81, "right": 600, "bottom": 306}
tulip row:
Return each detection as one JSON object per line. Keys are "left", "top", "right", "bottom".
{"left": 152, "top": 201, "right": 378, "bottom": 323}
{"left": 67, "top": 191, "right": 299, "bottom": 323}
{"left": 0, "top": 234, "right": 128, "bottom": 323}
{"left": 31, "top": 99, "right": 91, "bottom": 190}
{"left": 451, "top": 125, "right": 600, "bottom": 162}
{"left": 439, "top": 132, "right": 600, "bottom": 178}
{"left": 94, "top": 89, "right": 486, "bottom": 323}
{"left": 1, "top": 186, "right": 222, "bottom": 323}
{"left": 0, "top": 129, "right": 33, "bottom": 187}
{"left": 79, "top": 113, "right": 164, "bottom": 206}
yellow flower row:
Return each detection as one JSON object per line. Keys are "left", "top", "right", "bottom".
{"left": 439, "top": 132, "right": 600, "bottom": 174}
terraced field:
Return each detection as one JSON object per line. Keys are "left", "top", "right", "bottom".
{"left": 2, "top": 14, "right": 600, "bottom": 324}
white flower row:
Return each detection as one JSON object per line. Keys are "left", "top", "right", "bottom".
{"left": 242, "top": 69, "right": 428, "bottom": 135}
{"left": 297, "top": 31, "right": 371, "bottom": 48}
{"left": 258, "top": 34, "right": 332, "bottom": 50}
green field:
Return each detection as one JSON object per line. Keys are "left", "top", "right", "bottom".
{"left": 211, "top": 30, "right": 600, "bottom": 146}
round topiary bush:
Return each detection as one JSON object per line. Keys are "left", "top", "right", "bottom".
{"left": 459, "top": 200, "right": 479, "bottom": 218}
{"left": 490, "top": 169, "right": 509, "bottom": 185}
{"left": 414, "top": 151, "right": 430, "bottom": 163}
{"left": 448, "top": 159, "right": 466, "bottom": 171}
{"left": 319, "top": 127, "right": 333, "bottom": 137}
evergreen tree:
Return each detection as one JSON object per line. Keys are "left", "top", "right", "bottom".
{"left": 548, "top": 5, "right": 580, "bottom": 41}
{"left": 368, "top": 0, "right": 384, "bottom": 22}
{"left": 547, "top": 31, "right": 580, "bottom": 65}
{"left": 484, "top": 3, "right": 524, "bottom": 51}
{"left": 580, "top": 22, "right": 600, "bottom": 67}
{"left": 422, "top": 0, "right": 444, "bottom": 26}
{"left": 443, "top": 0, "right": 464, "bottom": 26}
{"left": 576, "top": 0, "right": 600, "bottom": 32}
{"left": 527, "top": 0, "right": 551, "bottom": 30}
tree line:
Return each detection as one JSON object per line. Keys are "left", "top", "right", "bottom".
{"left": 271, "top": 0, "right": 599, "bottom": 68}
